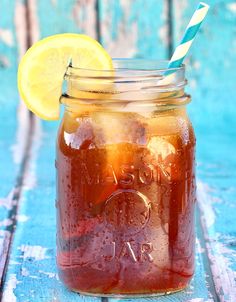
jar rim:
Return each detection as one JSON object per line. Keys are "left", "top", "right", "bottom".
{"left": 65, "top": 58, "right": 185, "bottom": 79}
{"left": 61, "top": 58, "right": 189, "bottom": 108}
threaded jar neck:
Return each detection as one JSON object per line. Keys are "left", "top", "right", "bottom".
{"left": 60, "top": 59, "right": 190, "bottom": 111}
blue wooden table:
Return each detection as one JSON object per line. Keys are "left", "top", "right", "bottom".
{"left": 0, "top": 0, "right": 235, "bottom": 301}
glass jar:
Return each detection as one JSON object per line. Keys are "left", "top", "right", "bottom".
{"left": 56, "top": 59, "right": 196, "bottom": 297}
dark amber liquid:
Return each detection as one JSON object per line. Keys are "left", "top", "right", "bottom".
{"left": 56, "top": 110, "right": 196, "bottom": 296}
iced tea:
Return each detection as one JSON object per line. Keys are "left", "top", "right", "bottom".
{"left": 56, "top": 60, "right": 196, "bottom": 296}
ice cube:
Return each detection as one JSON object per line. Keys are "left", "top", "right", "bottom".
{"left": 147, "top": 137, "right": 176, "bottom": 160}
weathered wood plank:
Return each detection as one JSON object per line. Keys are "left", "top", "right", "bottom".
{"left": 0, "top": 1, "right": 24, "bottom": 209}
{"left": 173, "top": 0, "right": 236, "bottom": 129}
{"left": 99, "top": 1, "right": 218, "bottom": 300}
{"left": 98, "top": 0, "right": 169, "bottom": 58}
{"left": 0, "top": 0, "right": 31, "bottom": 285}
{"left": 1, "top": 0, "right": 101, "bottom": 301}
{"left": 2, "top": 0, "right": 235, "bottom": 301}
{"left": 1, "top": 160, "right": 217, "bottom": 301}
{"left": 1, "top": 120, "right": 100, "bottom": 302}
{"left": 108, "top": 209, "right": 217, "bottom": 302}
{"left": 37, "top": 0, "right": 98, "bottom": 39}
{"left": 173, "top": 1, "right": 236, "bottom": 300}
{"left": 198, "top": 179, "right": 236, "bottom": 302}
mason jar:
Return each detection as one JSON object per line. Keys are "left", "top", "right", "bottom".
{"left": 56, "top": 59, "right": 196, "bottom": 297}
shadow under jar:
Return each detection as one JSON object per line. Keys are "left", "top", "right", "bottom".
{"left": 56, "top": 59, "right": 196, "bottom": 297}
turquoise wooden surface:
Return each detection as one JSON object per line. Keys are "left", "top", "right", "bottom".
{"left": 0, "top": 0, "right": 236, "bottom": 301}
{"left": 173, "top": 1, "right": 236, "bottom": 300}
{"left": 0, "top": 0, "right": 31, "bottom": 283}
{"left": 1, "top": 119, "right": 100, "bottom": 302}
{"left": 0, "top": 123, "right": 216, "bottom": 302}
{"left": 173, "top": 0, "right": 236, "bottom": 129}
{"left": 99, "top": 0, "right": 169, "bottom": 58}
{"left": 0, "top": 0, "right": 19, "bottom": 223}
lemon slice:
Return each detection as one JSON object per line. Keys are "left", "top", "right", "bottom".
{"left": 18, "top": 34, "right": 113, "bottom": 120}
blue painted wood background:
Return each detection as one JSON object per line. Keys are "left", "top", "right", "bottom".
{"left": 0, "top": 0, "right": 235, "bottom": 301}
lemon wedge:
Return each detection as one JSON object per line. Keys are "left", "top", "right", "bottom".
{"left": 18, "top": 34, "right": 113, "bottom": 120}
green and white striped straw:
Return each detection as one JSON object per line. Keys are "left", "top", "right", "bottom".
{"left": 165, "top": 2, "right": 209, "bottom": 76}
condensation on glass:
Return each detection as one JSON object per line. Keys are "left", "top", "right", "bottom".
{"left": 56, "top": 59, "right": 196, "bottom": 297}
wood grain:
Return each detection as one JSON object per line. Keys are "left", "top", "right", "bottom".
{"left": 98, "top": 0, "right": 169, "bottom": 58}
{"left": 0, "top": 0, "right": 32, "bottom": 287}
{"left": 1, "top": 0, "right": 100, "bottom": 301}
{"left": 1, "top": 0, "right": 235, "bottom": 301}
{"left": 1, "top": 120, "right": 101, "bottom": 302}
{"left": 37, "top": 0, "right": 97, "bottom": 39}
{"left": 173, "top": 0, "right": 236, "bottom": 130}
{"left": 173, "top": 1, "right": 236, "bottom": 301}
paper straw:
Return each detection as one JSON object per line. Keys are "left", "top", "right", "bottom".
{"left": 165, "top": 2, "right": 209, "bottom": 76}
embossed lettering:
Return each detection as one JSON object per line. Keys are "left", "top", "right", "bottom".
{"left": 103, "top": 241, "right": 154, "bottom": 263}
{"left": 119, "top": 164, "right": 135, "bottom": 188}
{"left": 102, "top": 164, "right": 118, "bottom": 185}
{"left": 119, "top": 242, "right": 137, "bottom": 262}
{"left": 104, "top": 189, "right": 151, "bottom": 235}
{"left": 155, "top": 162, "right": 172, "bottom": 183}
{"left": 138, "top": 163, "right": 154, "bottom": 184}
{"left": 140, "top": 243, "right": 154, "bottom": 262}
{"left": 81, "top": 163, "right": 100, "bottom": 185}
{"left": 79, "top": 156, "right": 179, "bottom": 186}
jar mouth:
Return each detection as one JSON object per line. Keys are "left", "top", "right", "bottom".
{"left": 65, "top": 59, "right": 185, "bottom": 80}
{"left": 62, "top": 59, "right": 189, "bottom": 108}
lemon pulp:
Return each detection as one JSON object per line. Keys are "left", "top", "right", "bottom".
{"left": 18, "top": 34, "right": 113, "bottom": 120}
